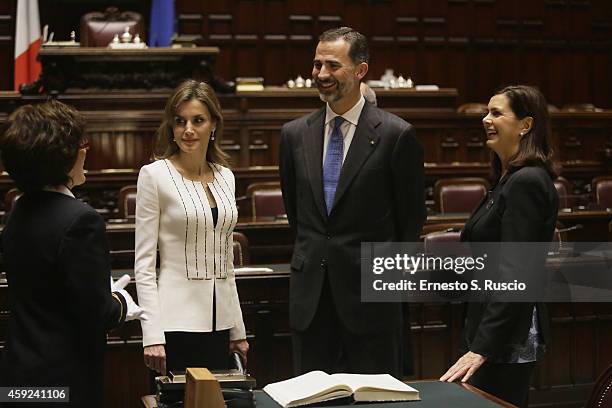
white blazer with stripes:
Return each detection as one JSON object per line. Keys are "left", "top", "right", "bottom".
{"left": 134, "top": 159, "right": 246, "bottom": 347}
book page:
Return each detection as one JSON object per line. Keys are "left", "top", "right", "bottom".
{"left": 330, "top": 373, "right": 418, "bottom": 394}
{"left": 263, "top": 371, "right": 352, "bottom": 407}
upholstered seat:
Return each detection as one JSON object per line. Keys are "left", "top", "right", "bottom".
{"left": 456, "top": 103, "right": 487, "bottom": 114}
{"left": 593, "top": 176, "right": 612, "bottom": 209}
{"left": 562, "top": 103, "right": 602, "bottom": 113}
{"left": 424, "top": 230, "right": 462, "bottom": 246}
{"left": 246, "top": 182, "right": 285, "bottom": 218}
{"left": 434, "top": 178, "right": 489, "bottom": 213}
{"left": 421, "top": 223, "right": 464, "bottom": 256}
{"left": 423, "top": 231, "right": 464, "bottom": 258}
{"left": 80, "top": 7, "right": 145, "bottom": 47}
{"left": 421, "top": 223, "right": 465, "bottom": 239}
{"left": 232, "top": 232, "right": 250, "bottom": 267}
{"left": 554, "top": 176, "right": 574, "bottom": 209}
{"left": 117, "top": 185, "right": 137, "bottom": 220}
{"left": 4, "top": 188, "right": 23, "bottom": 213}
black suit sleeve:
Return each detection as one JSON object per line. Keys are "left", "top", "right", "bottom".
{"left": 390, "top": 125, "right": 426, "bottom": 242}
{"left": 470, "top": 172, "right": 550, "bottom": 358}
{"left": 58, "top": 209, "right": 125, "bottom": 336}
{"left": 279, "top": 124, "right": 297, "bottom": 231}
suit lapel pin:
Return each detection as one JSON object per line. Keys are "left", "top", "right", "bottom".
{"left": 486, "top": 198, "right": 494, "bottom": 209}
{"left": 369, "top": 139, "right": 375, "bottom": 146}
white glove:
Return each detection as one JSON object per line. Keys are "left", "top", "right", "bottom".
{"left": 110, "top": 274, "right": 131, "bottom": 291}
{"left": 115, "top": 289, "right": 147, "bottom": 322}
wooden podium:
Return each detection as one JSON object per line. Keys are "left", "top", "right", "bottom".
{"left": 184, "top": 368, "right": 225, "bottom": 408}
{"left": 29, "top": 47, "right": 233, "bottom": 94}
{"left": 141, "top": 367, "right": 225, "bottom": 408}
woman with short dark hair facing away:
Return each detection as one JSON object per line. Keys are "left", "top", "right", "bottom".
{"left": 0, "top": 100, "right": 145, "bottom": 407}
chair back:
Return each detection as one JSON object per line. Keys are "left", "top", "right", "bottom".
{"left": 423, "top": 231, "right": 464, "bottom": 258}
{"left": 422, "top": 223, "right": 464, "bottom": 256}
{"left": 547, "top": 104, "right": 559, "bottom": 113}
{"left": 421, "top": 223, "right": 465, "bottom": 239}
{"left": 434, "top": 178, "right": 489, "bottom": 213}
{"left": 424, "top": 230, "right": 462, "bottom": 246}
{"left": 232, "top": 232, "right": 250, "bottom": 267}
{"left": 562, "top": 103, "right": 601, "bottom": 112}
{"left": 80, "top": 7, "right": 145, "bottom": 47}
{"left": 117, "top": 185, "right": 137, "bottom": 220}
{"left": 4, "top": 188, "right": 23, "bottom": 213}
{"left": 554, "top": 177, "right": 573, "bottom": 209}
{"left": 246, "top": 182, "right": 285, "bottom": 218}
{"left": 585, "top": 364, "right": 612, "bottom": 408}
{"left": 593, "top": 177, "right": 612, "bottom": 208}
{"left": 456, "top": 103, "right": 487, "bottom": 114}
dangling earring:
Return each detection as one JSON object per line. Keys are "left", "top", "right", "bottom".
{"left": 210, "top": 128, "right": 216, "bottom": 141}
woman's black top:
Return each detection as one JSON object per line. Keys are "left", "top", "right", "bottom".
{"left": 460, "top": 165, "right": 558, "bottom": 362}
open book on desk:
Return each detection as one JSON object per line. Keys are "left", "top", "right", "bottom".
{"left": 263, "top": 370, "right": 420, "bottom": 407}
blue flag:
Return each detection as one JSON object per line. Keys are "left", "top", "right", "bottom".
{"left": 149, "top": 0, "right": 175, "bottom": 47}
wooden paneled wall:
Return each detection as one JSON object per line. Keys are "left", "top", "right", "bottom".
{"left": 1, "top": 90, "right": 611, "bottom": 215}
{"left": 0, "top": 1, "right": 14, "bottom": 89}
{"left": 1, "top": 0, "right": 612, "bottom": 107}
{"left": 176, "top": 0, "right": 612, "bottom": 108}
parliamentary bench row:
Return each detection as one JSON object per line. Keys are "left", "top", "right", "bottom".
{"left": 1, "top": 163, "right": 610, "bottom": 219}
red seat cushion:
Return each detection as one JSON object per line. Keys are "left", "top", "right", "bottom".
{"left": 233, "top": 241, "right": 243, "bottom": 267}
{"left": 554, "top": 181, "right": 570, "bottom": 208}
{"left": 439, "top": 184, "right": 486, "bottom": 213}
{"left": 253, "top": 190, "right": 285, "bottom": 218}
{"left": 596, "top": 179, "right": 612, "bottom": 208}
{"left": 423, "top": 231, "right": 463, "bottom": 257}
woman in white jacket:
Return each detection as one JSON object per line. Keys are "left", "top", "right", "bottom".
{"left": 135, "top": 80, "right": 248, "bottom": 375}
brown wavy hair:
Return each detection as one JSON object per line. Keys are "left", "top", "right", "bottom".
{"left": 154, "top": 80, "right": 229, "bottom": 167}
{"left": 490, "top": 85, "right": 557, "bottom": 182}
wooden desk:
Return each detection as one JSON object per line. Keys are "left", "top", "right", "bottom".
{"left": 427, "top": 209, "right": 612, "bottom": 242}
{"left": 105, "top": 216, "right": 294, "bottom": 265}
{"left": 0, "top": 265, "right": 604, "bottom": 407}
{"left": 1, "top": 208, "right": 609, "bottom": 268}
{"left": 103, "top": 208, "right": 612, "bottom": 266}
{"left": 141, "top": 381, "right": 515, "bottom": 408}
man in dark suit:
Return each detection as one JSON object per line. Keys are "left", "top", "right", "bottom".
{"left": 279, "top": 27, "right": 425, "bottom": 377}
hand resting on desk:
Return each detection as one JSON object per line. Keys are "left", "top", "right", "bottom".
{"left": 439, "top": 351, "right": 487, "bottom": 383}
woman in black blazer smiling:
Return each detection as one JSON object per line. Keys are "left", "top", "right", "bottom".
{"left": 440, "top": 85, "right": 558, "bottom": 407}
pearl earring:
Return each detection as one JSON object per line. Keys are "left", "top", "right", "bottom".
{"left": 211, "top": 129, "right": 216, "bottom": 141}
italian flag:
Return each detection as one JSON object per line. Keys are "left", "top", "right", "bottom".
{"left": 14, "top": 0, "right": 41, "bottom": 91}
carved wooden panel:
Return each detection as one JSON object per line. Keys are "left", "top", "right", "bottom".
{"left": 86, "top": 130, "right": 154, "bottom": 170}
{"left": 0, "top": 0, "right": 14, "bottom": 91}
{"left": 2, "top": 0, "right": 612, "bottom": 108}
{"left": 1, "top": 92, "right": 612, "bottom": 217}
